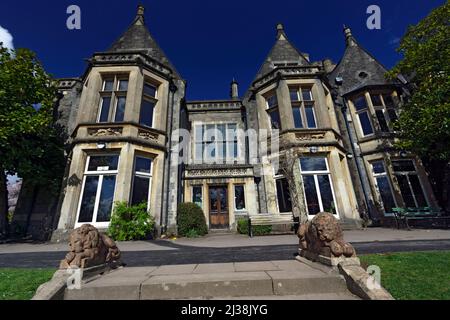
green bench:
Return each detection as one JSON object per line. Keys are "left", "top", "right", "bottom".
{"left": 248, "top": 214, "right": 298, "bottom": 237}
{"left": 392, "top": 207, "right": 448, "bottom": 230}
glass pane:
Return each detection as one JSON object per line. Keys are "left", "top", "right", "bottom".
{"left": 276, "top": 178, "right": 292, "bottom": 213}
{"left": 205, "top": 142, "right": 215, "bottom": 159}
{"left": 303, "top": 175, "right": 320, "bottom": 215}
{"left": 387, "top": 109, "right": 398, "bottom": 122}
{"left": 114, "top": 96, "right": 126, "bottom": 122}
{"left": 96, "top": 175, "right": 116, "bottom": 222}
{"left": 290, "top": 89, "right": 299, "bottom": 101}
{"left": 409, "top": 175, "right": 427, "bottom": 207}
{"left": 302, "top": 88, "right": 313, "bottom": 101}
{"left": 217, "top": 142, "right": 225, "bottom": 159}
{"left": 383, "top": 94, "right": 395, "bottom": 107}
{"left": 217, "top": 124, "right": 226, "bottom": 142}
{"left": 372, "top": 161, "right": 386, "bottom": 174}
{"left": 318, "top": 175, "right": 336, "bottom": 214}
{"left": 292, "top": 107, "right": 303, "bottom": 128}
{"left": 300, "top": 157, "right": 327, "bottom": 172}
{"left": 195, "top": 143, "right": 203, "bottom": 160}
{"left": 375, "top": 110, "right": 389, "bottom": 132}
{"left": 195, "top": 125, "right": 203, "bottom": 143}
{"left": 376, "top": 176, "right": 396, "bottom": 213}
{"left": 88, "top": 155, "right": 119, "bottom": 171}
{"left": 140, "top": 99, "right": 155, "bottom": 127}
{"left": 268, "top": 109, "right": 281, "bottom": 129}
{"left": 305, "top": 104, "right": 317, "bottom": 128}
{"left": 227, "top": 124, "right": 237, "bottom": 141}
{"left": 144, "top": 83, "right": 157, "bottom": 97}
{"left": 78, "top": 176, "right": 99, "bottom": 223}
{"left": 219, "top": 188, "right": 228, "bottom": 210}
{"left": 370, "top": 94, "right": 383, "bottom": 106}
{"left": 267, "top": 95, "right": 278, "bottom": 108}
{"left": 135, "top": 157, "right": 152, "bottom": 174}
{"left": 131, "top": 176, "right": 150, "bottom": 207}
{"left": 98, "top": 97, "right": 111, "bottom": 122}
{"left": 353, "top": 96, "right": 368, "bottom": 111}
{"left": 396, "top": 175, "right": 416, "bottom": 207}
{"left": 118, "top": 80, "right": 128, "bottom": 91}
{"left": 103, "top": 80, "right": 114, "bottom": 91}
{"left": 358, "top": 112, "right": 374, "bottom": 136}
{"left": 233, "top": 141, "right": 238, "bottom": 158}
{"left": 193, "top": 186, "right": 203, "bottom": 208}
{"left": 210, "top": 189, "right": 218, "bottom": 212}
{"left": 392, "top": 160, "right": 416, "bottom": 172}
{"left": 205, "top": 125, "right": 215, "bottom": 142}
{"left": 235, "top": 185, "right": 246, "bottom": 210}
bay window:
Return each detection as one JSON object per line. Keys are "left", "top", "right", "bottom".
{"left": 274, "top": 172, "right": 292, "bottom": 213}
{"left": 140, "top": 82, "right": 158, "bottom": 127}
{"left": 266, "top": 93, "right": 281, "bottom": 129}
{"left": 131, "top": 156, "right": 153, "bottom": 210}
{"left": 392, "top": 160, "right": 427, "bottom": 208}
{"left": 371, "top": 161, "right": 396, "bottom": 214}
{"left": 353, "top": 95, "right": 374, "bottom": 136}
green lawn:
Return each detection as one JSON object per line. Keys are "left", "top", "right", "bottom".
{"left": 360, "top": 251, "right": 450, "bottom": 300}
{"left": 0, "top": 268, "right": 55, "bottom": 300}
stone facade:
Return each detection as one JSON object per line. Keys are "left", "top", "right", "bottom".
{"left": 14, "top": 6, "right": 439, "bottom": 240}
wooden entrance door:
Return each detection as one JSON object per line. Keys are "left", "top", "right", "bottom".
{"left": 209, "top": 186, "right": 229, "bottom": 229}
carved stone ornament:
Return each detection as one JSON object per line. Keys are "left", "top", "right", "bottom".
{"left": 295, "top": 132, "right": 325, "bottom": 141}
{"left": 298, "top": 212, "right": 356, "bottom": 258}
{"left": 138, "top": 130, "right": 159, "bottom": 141}
{"left": 59, "top": 224, "right": 122, "bottom": 269}
{"left": 88, "top": 128, "right": 122, "bottom": 137}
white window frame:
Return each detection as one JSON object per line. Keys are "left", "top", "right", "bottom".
{"left": 290, "top": 86, "right": 317, "bottom": 129}
{"left": 233, "top": 184, "right": 247, "bottom": 212}
{"left": 75, "top": 154, "right": 120, "bottom": 229}
{"left": 299, "top": 157, "right": 339, "bottom": 219}
{"left": 194, "top": 122, "right": 239, "bottom": 164}
{"left": 140, "top": 82, "right": 158, "bottom": 128}
{"left": 370, "top": 161, "right": 397, "bottom": 216}
{"left": 130, "top": 156, "right": 153, "bottom": 211}
{"left": 273, "top": 168, "right": 292, "bottom": 215}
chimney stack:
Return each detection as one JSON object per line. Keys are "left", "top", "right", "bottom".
{"left": 230, "top": 79, "right": 239, "bottom": 100}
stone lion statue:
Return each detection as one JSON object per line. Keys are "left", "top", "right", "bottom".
{"left": 60, "top": 224, "right": 121, "bottom": 269}
{"left": 298, "top": 212, "right": 355, "bottom": 258}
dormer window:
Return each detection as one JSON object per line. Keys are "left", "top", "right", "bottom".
{"left": 290, "top": 87, "right": 317, "bottom": 129}
{"left": 98, "top": 75, "right": 129, "bottom": 123}
{"left": 140, "top": 82, "right": 158, "bottom": 128}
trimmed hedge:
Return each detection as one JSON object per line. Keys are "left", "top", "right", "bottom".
{"left": 177, "top": 203, "right": 208, "bottom": 237}
{"left": 236, "top": 218, "right": 272, "bottom": 236}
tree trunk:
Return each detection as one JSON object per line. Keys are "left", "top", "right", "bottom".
{"left": 0, "top": 170, "right": 9, "bottom": 239}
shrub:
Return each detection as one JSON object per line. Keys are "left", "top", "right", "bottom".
{"left": 236, "top": 218, "right": 272, "bottom": 236}
{"left": 177, "top": 203, "right": 208, "bottom": 237}
{"left": 108, "top": 202, "right": 154, "bottom": 241}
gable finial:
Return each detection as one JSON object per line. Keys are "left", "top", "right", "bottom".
{"left": 276, "top": 23, "right": 287, "bottom": 39}
{"left": 343, "top": 25, "right": 356, "bottom": 46}
{"left": 136, "top": 4, "right": 145, "bottom": 24}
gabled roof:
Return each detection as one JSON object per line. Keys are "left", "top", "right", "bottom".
{"left": 329, "top": 26, "right": 397, "bottom": 95}
{"left": 253, "top": 24, "right": 311, "bottom": 82}
{"left": 107, "top": 5, "right": 181, "bottom": 78}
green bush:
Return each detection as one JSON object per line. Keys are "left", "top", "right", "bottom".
{"left": 108, "top": 202, "right": 154, "bottom": 241}
{"left": 177, "top": 203, "right": 208, "bottom": 237}
{"left": 237, "top": 218, "right": 272, "bottom": 236}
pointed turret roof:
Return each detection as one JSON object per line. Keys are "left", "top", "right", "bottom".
{"left": 329, "top": 26, "right": 397, "bottom": 95}
{"left": 108, "top": 5, "right": 180, "bottom": 78}
{"left": 253, "top": 23, "right": 311, "bottom": 81}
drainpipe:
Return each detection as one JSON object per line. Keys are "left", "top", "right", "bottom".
{"left": 161, "top": 78, "right": 178, "bottom": 235}
{"left": 340, "top": 95, "right": 375, "bottom": 222}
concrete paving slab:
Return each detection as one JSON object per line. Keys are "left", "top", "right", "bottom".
{"left": 150, "top": 264, "right": 197, "bottom": 275}
{"left": 141, "top": 272, "right": 273, "bottom": 300}
{"left": 193, "top": 263, "right": 235, "bottom": 274}
{"left": 187, "top": 293, "right": 360, "bottom": 300}
{"left": 234, "top": 261, "right": 279, "bottom": 272}
{"left": 271, "top": 260, "right": 309, "bottom": 271}
{"left": 100, "top": 266, "right": 156, "bottom": 278}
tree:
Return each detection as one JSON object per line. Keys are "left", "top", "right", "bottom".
{"left": 0, "top": 44, "right": 63, "bottom": 238}
{"left": 387, "top": 2, "right": 450, "bottom": 212}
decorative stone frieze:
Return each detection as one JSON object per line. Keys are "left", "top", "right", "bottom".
{"left": 88, "top": 127, "right": 123, "bottom": 137}
{"left": 185, "top": 167, "right": 253, "bottom": 178}
{"left": 138, "top": 129, "right": 159, "bottom": 142}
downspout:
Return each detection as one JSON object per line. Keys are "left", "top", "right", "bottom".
{"left": 340, "top": 96, "right": 375, "bottom": 222}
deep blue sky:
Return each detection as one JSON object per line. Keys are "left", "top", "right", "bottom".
{"left": 0, "top": 0, "right": 445, "bottom": 100}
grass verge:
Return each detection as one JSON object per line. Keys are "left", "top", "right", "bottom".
{"left": 0, "top": 268, "right": 55, "bottom": 300}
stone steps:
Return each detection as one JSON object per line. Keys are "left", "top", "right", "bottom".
{"left": 63, "top": 260, "right": 357, "bottom": 300}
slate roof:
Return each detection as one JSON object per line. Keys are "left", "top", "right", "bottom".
{"left": 107, "top": 6, "right": 181, "bottom": 78}
{"left": 328, "top": 27, "right": 397, "bottom": 95}
{"left": 253, "top": 24, "right": 311, "bottom": 82}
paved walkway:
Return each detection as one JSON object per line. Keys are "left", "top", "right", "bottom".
{"left": 64, "top": 259, "right": 359, "bottom": 300}
{"left": 0, "top": 228, "right": 449, "bottom": 268}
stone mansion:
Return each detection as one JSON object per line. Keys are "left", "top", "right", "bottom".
{"left": 12, "top": 5, "right": 439, "bottom": 240}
